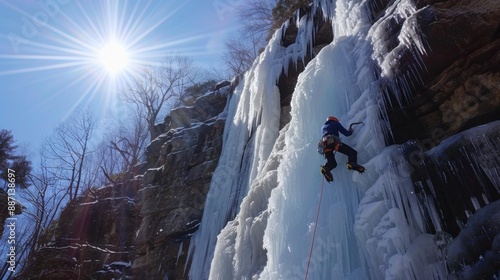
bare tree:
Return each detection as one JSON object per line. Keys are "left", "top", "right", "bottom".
{"left": 219, "top": 0, "right": 276, "bottom": 76}
{"left": 19, "top": 159, "right": 67, "bottom": 259}
{"left": 110, "top": 109, "right": 148, "bottom": 170}
{"left": 0, "top": 153, "right": 67, "bottom": 278}
{"left": 123, "top": 56, "right": 195, "bottom": 139}
{"left": 1, "top": 109, "right": 102, "bottom": 278}
{"left": 240, "top": 0, "right": 276, "bottom": 39}
{"left": 239, "top": 0, "right": 312, "bottom": 37}
{"left": 42, "top": 108, "right": 98, "bottom": 201}
{"left": 222, "top": 37, "right": 259, "bottom": 76}
{"left": 0, "top": 156, "right": 73, "bottom": 279}
{"left": 99, "top": 106, "right": 149, "bottom": 182}
{"left": 222, "top": 0, "right": 313, "bottom": 76}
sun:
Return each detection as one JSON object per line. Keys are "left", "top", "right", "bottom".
{"left": 1, "top": 1, "right": 204, "bottom": 114}
{"left": 99, "top": 41, "right": 129, "bottom": 74}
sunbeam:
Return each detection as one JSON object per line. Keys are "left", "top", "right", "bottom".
{"left": 0, "top": 0, "right": 209, "bottom": 120}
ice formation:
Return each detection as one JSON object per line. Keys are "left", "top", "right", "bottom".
{"left": 188, "top": 0, "right": 498, "bottom": 279}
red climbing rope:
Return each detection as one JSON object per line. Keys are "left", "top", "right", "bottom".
{"left": 304, "top": 178, "right": 325, "bottom": 280}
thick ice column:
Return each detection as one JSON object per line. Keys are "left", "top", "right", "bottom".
{"left": 188, "top": 28, "right": 285, "bottom": 280}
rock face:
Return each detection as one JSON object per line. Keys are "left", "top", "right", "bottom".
{"left": 372, "top": 0, "right": 500, "bottom": 277}
{"left": 17, "top": 177, "right": 142, "bottom": 280}
{"left": 132, "top": 91, "right": 229, "bottom": 279}
{"left": 384, "top": 0, "right": 500, "bottom": 144}
{"left": 379, "top": 0, "right": 500, "bottom": 230}
{"left": 17, "top": 87, "right": 231, "bottom": 279}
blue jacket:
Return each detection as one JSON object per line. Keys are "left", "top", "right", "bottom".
{"left": 321, "top": 120, "right": 352, "bottom": 137}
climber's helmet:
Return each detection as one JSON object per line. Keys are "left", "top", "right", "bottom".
{"left": 327, "top": 116, "right": 338, "bottom": 122}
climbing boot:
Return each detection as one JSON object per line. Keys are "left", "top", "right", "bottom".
{"left": 320, "top": 166, "right": 334, "bottom": 182}
{"left": 347, "top": 162, "right": 365, "bottom": 173}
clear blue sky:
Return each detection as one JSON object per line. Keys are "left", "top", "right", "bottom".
{"left": 0, "top": 0, "right": 242, "bottom": 155}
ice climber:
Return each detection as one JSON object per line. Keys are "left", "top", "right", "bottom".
{"left": 318, "top": 116, "right": 365, "bottom": 182}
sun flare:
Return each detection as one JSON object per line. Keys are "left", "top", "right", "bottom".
{"left": 1, "top": 1, "right": 205, "bottom": 115}
{"left": 99, "top": 41, "right": 129, "bottom": 74}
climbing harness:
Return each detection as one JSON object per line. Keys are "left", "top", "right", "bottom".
{"left": 304, "top": 177, "right": 325, "bottom": 280}
{"left": 323, "top": 134, "right": 341, "bottom": 151}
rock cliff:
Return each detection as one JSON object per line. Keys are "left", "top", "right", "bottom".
{"left": 132, "top": 88, "right": 230, "bottom": 279}
{"left": 17, "top": 85, "right": 232, "bottom": 279}
{"left": 375, "top": 0, "right": 500, "bottom": 276}
{"left": 17, "top": 178, "right": 142, "bottom": 279}
{"left": 385, "top": 0, "right": 500, "bottom": 144}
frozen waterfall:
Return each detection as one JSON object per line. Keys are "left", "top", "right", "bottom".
{"left": 189, "top": 0, "right": 454, "bottom": 279}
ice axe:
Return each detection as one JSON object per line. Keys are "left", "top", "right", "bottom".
{"left": 349, "top": 122, "right": 364, "bottom": 131}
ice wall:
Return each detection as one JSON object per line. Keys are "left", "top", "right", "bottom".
{"left": 191, "top": 0, "right": 456, "bottom": 279}
{"left": 188, "top": 5, "right": 324, "bottom": 278}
